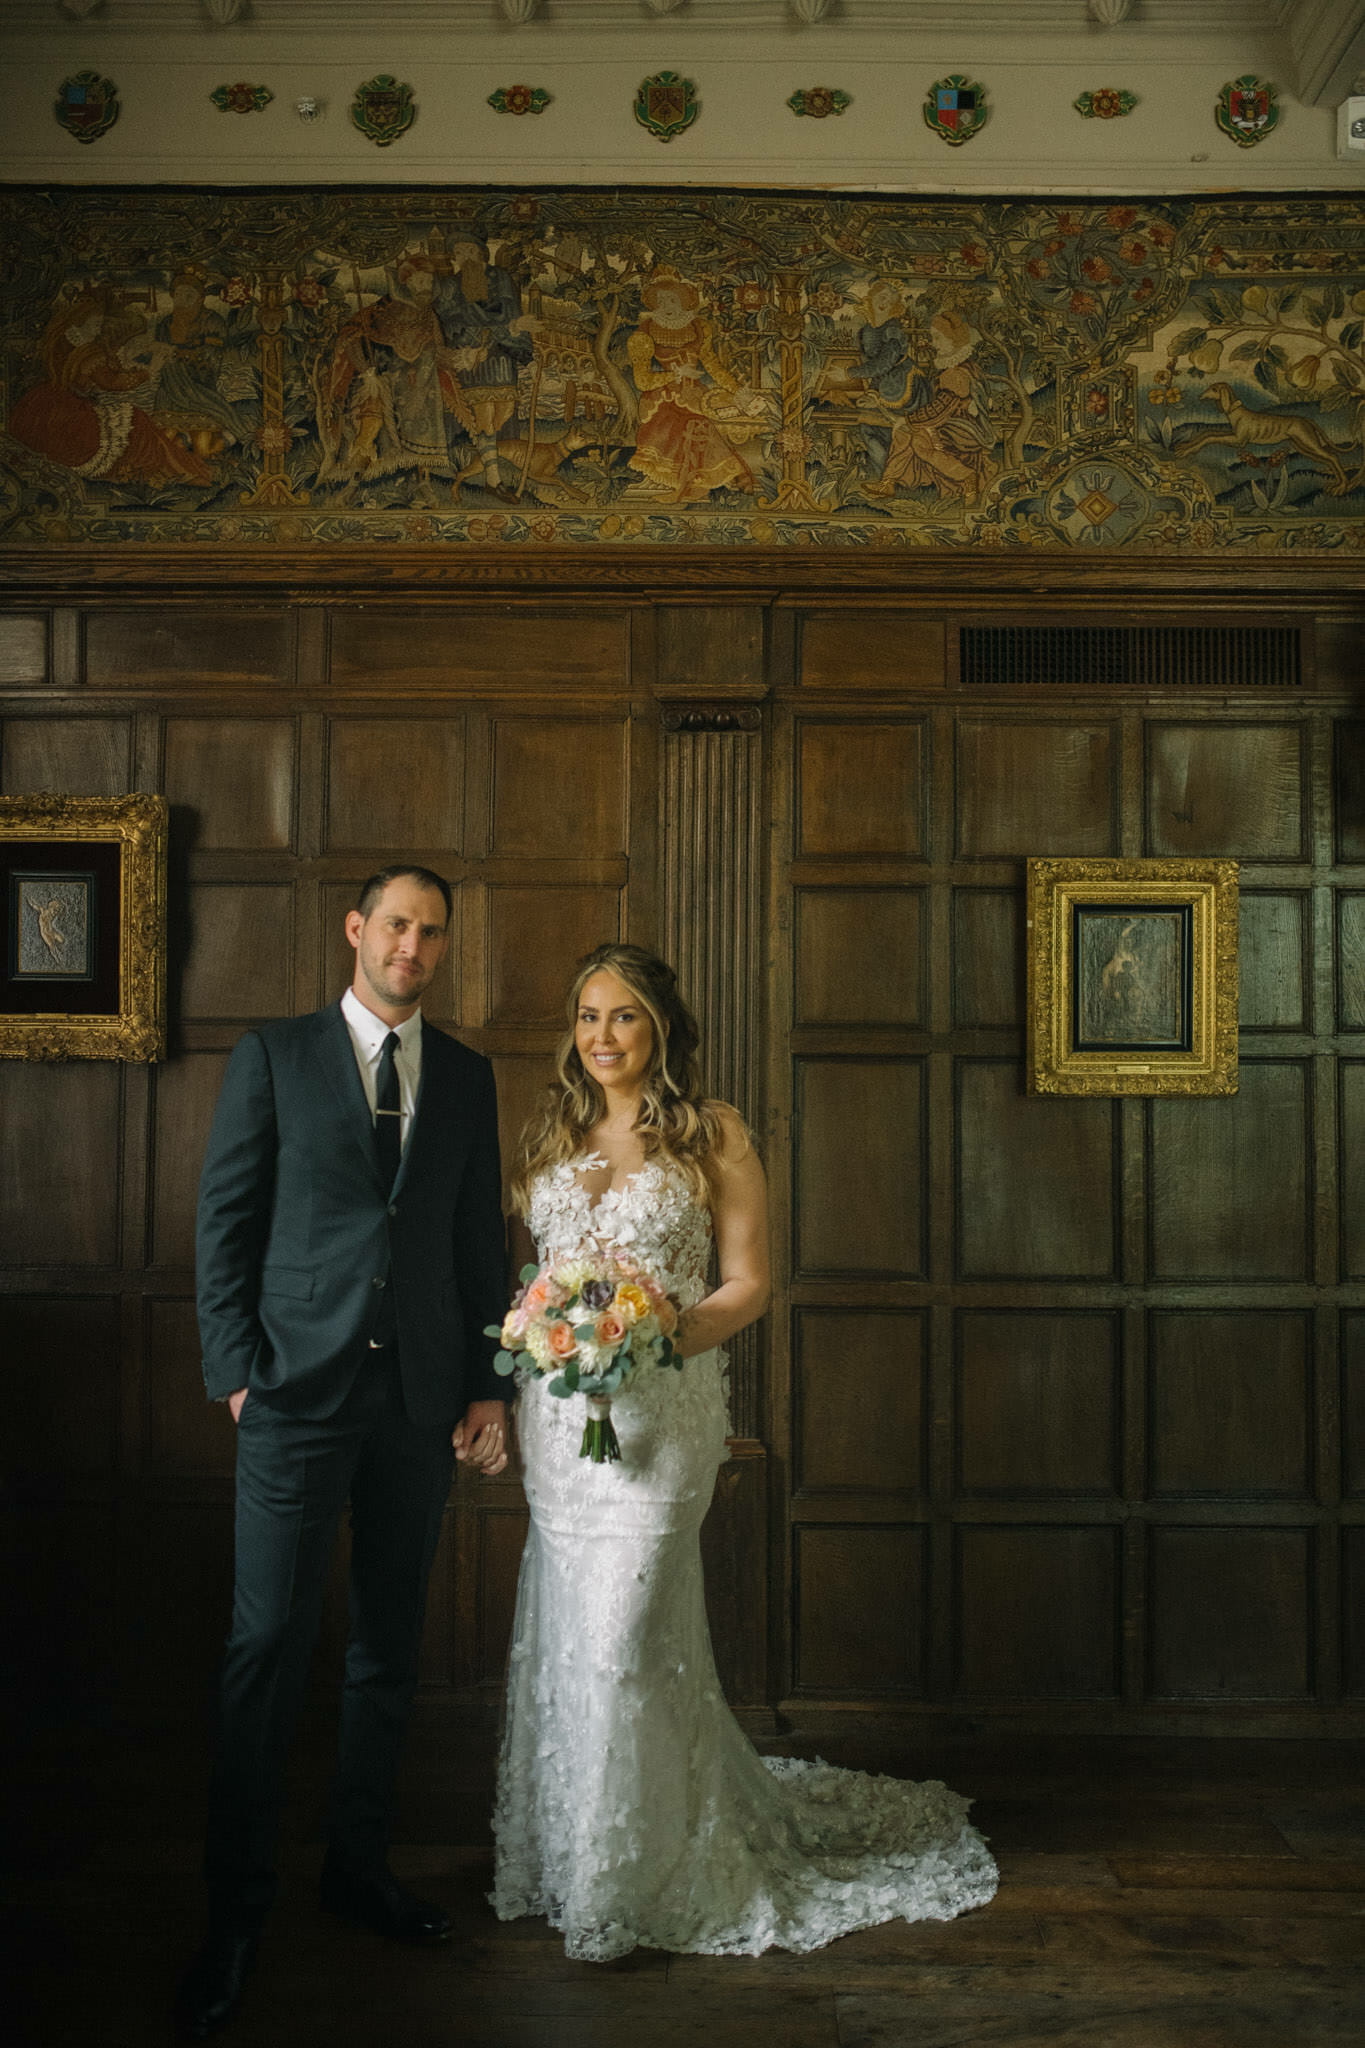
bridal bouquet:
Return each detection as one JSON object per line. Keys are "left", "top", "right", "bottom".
{"left": 488, "top": 1249, "right": 683, "bottom": 1463}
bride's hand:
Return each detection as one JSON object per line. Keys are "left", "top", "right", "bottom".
{"left": 455, "top": 1399, "right": 510, "bottom": 1476}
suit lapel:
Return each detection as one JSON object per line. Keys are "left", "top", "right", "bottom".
{"left": 318, "top": 1001, "right": 386, "bottom": 1190}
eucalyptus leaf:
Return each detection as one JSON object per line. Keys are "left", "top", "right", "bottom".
{"left": 564, "top": 1360, "right": 580, "bottom": 1392}
{"left": 494, "top": 1350, "right": 515, "bottom": 1375}
{"left": 548, "top": 1374, "right": 571, "bottom": 1398}
{"left": 483, "top": 1323, "right": 504, "bottom": 1338}
{"left": 573, "top": 1322, "right": 597, "bottom": 1340}
{"left": 520, "top": 1263, "right": 540, "bottom": 1285}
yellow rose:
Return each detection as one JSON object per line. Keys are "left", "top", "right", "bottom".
{"left": 614, "top": 1283, "right": 651, "bottom": 1325}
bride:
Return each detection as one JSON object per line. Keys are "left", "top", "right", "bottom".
{"left": 491, "top": 943, "right": 997, "bottom": 1959}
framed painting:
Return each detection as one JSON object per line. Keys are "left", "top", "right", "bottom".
{"left": 1026, "top": 858, "right": 1238, "bottom": 1096}
{"left": 0, "top": 794, "right": 167, "bottom": 1060}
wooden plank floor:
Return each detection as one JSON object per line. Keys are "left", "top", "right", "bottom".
{"left": 4, "top": 1707, "right": 1363, "bottom": 2047}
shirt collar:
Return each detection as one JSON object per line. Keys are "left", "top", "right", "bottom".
{"left": 341, "top": 986, "right": 423, "bottom": 1061}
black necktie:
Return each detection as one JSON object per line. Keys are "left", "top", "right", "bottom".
{"left": 374, "top": 1031, "right": 402, "bottom": 1187}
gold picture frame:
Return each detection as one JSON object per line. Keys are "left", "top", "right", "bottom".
{"left": 1026, "top": 858, "right": 1238, "bottom": 1097}
{"left": 0, "top": 793, "right": 167, "bottom": 1061}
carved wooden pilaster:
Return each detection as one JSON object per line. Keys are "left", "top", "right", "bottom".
{"left": 660, "top": 703, "right": 764, "bottom": 1440}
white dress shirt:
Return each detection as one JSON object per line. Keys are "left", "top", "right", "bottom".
{"left": 340, "top": 986, "right": 422, "bottom": 1157}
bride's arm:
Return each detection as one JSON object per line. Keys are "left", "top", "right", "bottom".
{"left": 676, "top": 1109, "right": 771, "bottom": 1359}
{"left": 508, "top": 1212, "right": 537, "bottom": 1282}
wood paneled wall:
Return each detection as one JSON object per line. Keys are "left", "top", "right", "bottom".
{"left": 2, "top": 561, "right": 1362, "bottom": 1733}
{"left": 774, "top": 603, "right": 1363, "bottom": 1728}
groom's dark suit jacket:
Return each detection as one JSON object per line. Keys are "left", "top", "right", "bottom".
{"left": 196, "top": 1001, "right": 506, "bottom": 1426}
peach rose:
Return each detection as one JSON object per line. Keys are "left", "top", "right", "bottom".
{"left": 547, "top": 1321, "right": 578, "bottom": 1358}
{"left": 593, "top": 1311, "right": 627, "bottom": 1347}
{"left": 523, "top": 1277, "right": 550, "bottom": 1313}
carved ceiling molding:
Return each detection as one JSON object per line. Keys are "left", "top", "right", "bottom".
{"left": 23, "top": 3, "right": 1355, "bottom": 107}
{"left": 21, "top": 2, "right": 1292, "bottom": 32}
{"left": 1280, "top": 0, "right": 1365, "bottom": 106}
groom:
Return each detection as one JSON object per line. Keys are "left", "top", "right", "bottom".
{"left": 176, "top": 865, "right": 509, "bottom": 2040}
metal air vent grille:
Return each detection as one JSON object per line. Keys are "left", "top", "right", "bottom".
{"left": 960, "top": 625, "right": 1303, "bottom": 690}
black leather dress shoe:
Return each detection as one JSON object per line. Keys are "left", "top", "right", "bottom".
{"left": 174, "top": 1926, "right": 259, "bottom": 2040}
{"left": 319, "top": 1858, "right": 452, "bottom": 1943}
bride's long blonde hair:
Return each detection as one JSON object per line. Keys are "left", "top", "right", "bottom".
{"left": 510, "top": 943, "right": 729, "bottom": 1216}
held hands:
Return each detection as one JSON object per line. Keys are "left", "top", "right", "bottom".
{"left": 454, "top": 1399, "right": 510, "bottom": 1477}
{"left": 227, "top": 1391, "right": 511, "bottom": 1474}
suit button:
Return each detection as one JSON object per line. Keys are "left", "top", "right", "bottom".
{"left": 388, "top": 1204, "right": 398, "bottom": 1218}
{"left": 371, "top": 1276, "right": 385, "bottom": 1290}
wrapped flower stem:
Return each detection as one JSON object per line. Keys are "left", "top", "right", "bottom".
{"left": 579, "top": 1394, "right": 621, "bottom": 1464}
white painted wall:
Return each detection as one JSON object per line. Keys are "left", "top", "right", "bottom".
{"left": 2, "top": 18, "right": 1361, "bottom": 192}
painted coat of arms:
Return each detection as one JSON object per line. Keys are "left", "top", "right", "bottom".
{"left": 924, "top": 76, "right": 988, "bottom": 146}
{"left": 54, "top": 73, "right": 120, "bottom": 146}
{"left": 1216, "top": 76, "right": 1279, "bottom": 148}
{"left": 350, "top": 76, "right": 416, "bottom": 148}
{"left": 488, "top": 85, "right": 551, "bottom": 117}
{"left": 635, "top": 72, "right": 699, "bottom": 143}
{"left": 211, "top": 83, "right": 273, "bottom": 116}
{"left": 788, "top": 87, "right": 851, "bottom": 120}
{"left": 1074, "top": 87, "right": 1138, "bottom": 121}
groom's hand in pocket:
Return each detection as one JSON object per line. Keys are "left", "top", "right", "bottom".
{"left": 454, "top": 1399, "right": 509, "bottom": 1476}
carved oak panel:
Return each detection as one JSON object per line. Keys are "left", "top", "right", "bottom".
{"left": 1148, "top": 1311, "right": 1312, "bottom": 1499}
{"left": 794, "top": 1309, "right": 927, "bottom": 1494}
{"left": 1145, "top": 722, "right": 1305, "bottom": 861}
{"left": 2, "top": 1295, "right": 119, "bottom": 1479}
{"left": 1147, "top": 1527, "right": 1313, "bottom": 1699}
{"left": 164, "top": 718, "right": 296, "bottom": 851}
{"left": 795, "top": 1057, "right": 925, "bottom": 1278}
{"left": 797, "top": 721, "right": 924, "bottom": 860}
{"left": 1148, "top": 1061, "right": 1310, "bottom": 1281}
{"left": 956, "top": 1061, "right": 1117, "bottom": 1280}
{"left": 954, "top": 1526, "right": 1120, "bottom": 1698}
{"left": 324, "top": 716, "right": 465, "bottom": 854}
{"left": 794, "top": 888, "right": 924, "bottom": 1029}
{"left": 489, "top": 716, "right": 629, "bottom": 861}
{"left": 956, "top": 721, "right": 1115, "bottom": 858}
{"left": 2, "top": 716, "right": 132, "bottom": 798}
{"left": 795, "top": 1526, "right": 926, "bottom": 1694}
{"left": 955, "top": 1311, "right": 1120, "bottom": 1498}
{"left": 0, "top": 1063, "right": 121, "bottom": 1268}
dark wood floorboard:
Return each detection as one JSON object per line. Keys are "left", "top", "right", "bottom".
{"left": 3, "top": 1704, "right": 1362, "bottom": 2048}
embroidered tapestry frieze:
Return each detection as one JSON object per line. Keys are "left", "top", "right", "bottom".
{"left": 1, "top": 186, "right": 1362, "bottom": 551}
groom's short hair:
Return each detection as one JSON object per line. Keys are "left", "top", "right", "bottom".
{"left": 356, "top": 864, "right": 454, "bottom": 928}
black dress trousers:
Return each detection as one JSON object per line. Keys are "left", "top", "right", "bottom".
{"left": 204, "top": 1346, "right": 453, "bottom": 1925}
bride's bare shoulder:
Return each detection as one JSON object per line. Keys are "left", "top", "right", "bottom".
{"left": 705, "top": 1101, "right": 761, "bottom": 1171}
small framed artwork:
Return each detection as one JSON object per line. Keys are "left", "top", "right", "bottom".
{"left": 1026, "top": 858, "right": 1238, "bottom": 1096}
{"left": 0, "top": 794, "right": 167, "bottom": 1060}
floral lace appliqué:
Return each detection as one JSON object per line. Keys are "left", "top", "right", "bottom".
{"left": 491, "top": 1157, "right": 998, "bottom": 1960}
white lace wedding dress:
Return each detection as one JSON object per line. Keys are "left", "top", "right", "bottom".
{"left": 490, "top": 1154, "right": 998, "bottom": 1960}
